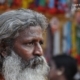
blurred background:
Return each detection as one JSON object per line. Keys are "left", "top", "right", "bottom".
{"left": 0, "top": 0, "right": 80, "bottom": 79}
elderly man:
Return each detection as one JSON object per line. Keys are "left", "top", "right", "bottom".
{"left": 0, "top": 9, "right": 49, "bottom": 80}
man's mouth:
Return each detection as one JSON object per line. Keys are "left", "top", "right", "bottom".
{"left": 20, "top": 56, "right": 44, "bottom": 69}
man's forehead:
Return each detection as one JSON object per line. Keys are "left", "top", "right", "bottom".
{"left": 18, "top": 26, "right": 43, "bottom": 38}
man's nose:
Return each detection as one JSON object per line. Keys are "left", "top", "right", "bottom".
{"left": 33, "top": 43, "right": 43, "bottom": 56}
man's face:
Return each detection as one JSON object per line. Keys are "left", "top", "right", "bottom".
{"left": 13, "top": 26, "right": 43, "bottom": 62}
{"left": 3, "top": 26, "right": 49, "bottom": 80}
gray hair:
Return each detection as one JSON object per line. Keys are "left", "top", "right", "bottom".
{"left": 0, "top": 9, "right": 48, "bottom": 40}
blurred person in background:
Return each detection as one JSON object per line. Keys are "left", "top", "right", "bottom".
{"left": 45, "top": 17, "right": 60, "bottom": 63}
{"left": 49, "top": 54, "right": 77, "bottom": 80}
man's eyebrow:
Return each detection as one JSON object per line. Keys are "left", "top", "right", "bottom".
{"left": 30, "top": 39, "right": 44, "bottom": 42}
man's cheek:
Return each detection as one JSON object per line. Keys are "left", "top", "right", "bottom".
{"left": 22, "top": 45, "right": 34, "bottom": 53}
{"left": 19, "top": 46, "right": 34, "bottom": 59}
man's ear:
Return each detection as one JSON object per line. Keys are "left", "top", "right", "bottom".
{"left": 57, "top": 67, "right": 65, "bottom": 76}
{"left": 0, "top": 42, "right": 10, "bottom": 58}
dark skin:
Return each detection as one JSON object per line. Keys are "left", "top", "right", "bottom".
{"left": 13, "top": 26, "right": 44, "bottom": 61}
{"left": 0, "top": 26, "right": 44, "bottom": 80}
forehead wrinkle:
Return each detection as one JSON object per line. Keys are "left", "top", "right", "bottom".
{"left": 18, "top": 30, "right": 43, "bottom": 39}
{"left": 20, "top": 33, "right": 43, "bottom": 42}
{"left": 18, "top": 26, "right": 43, "bottom": 38}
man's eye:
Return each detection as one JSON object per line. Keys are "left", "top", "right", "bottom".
{"left": 39, "top": 41, "right": 43, "bottom": 45}
{"left": 24, "top": 42, "right": 34, "bottom": 46}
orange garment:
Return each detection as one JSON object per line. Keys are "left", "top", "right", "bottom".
{"left": 0, "top": 73, "right": 4, "bottom": 80}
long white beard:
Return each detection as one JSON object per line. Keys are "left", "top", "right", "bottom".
{"left": 2, "top": 51, "right": 49, "bottom": 80}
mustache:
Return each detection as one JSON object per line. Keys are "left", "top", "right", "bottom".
{"left": 21, "top": 56, "right": 44, "bottom": 69}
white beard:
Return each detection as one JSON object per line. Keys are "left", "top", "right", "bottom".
{"left": 2, "top": 51, "right": 49, "bottom": 80}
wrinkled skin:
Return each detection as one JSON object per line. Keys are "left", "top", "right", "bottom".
{"left": 13, "top": 26, "right": 44, "bottom": 61}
